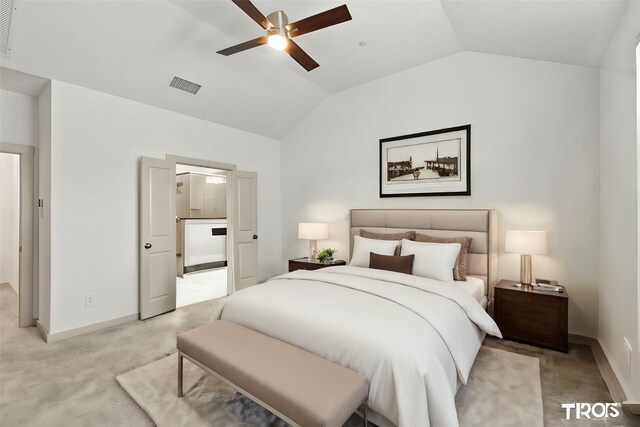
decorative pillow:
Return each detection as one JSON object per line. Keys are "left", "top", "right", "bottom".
{"left": 369, "top": 252, "right": 415, "bottom": 275}
{"left": 400, "top": 239, "right": 461, "bottom": 282}
{"left": 360, "top": 229, "right": 416, "bottom": 241}
{"left": 415, "top": 233, "right": 473, "bottom": 281}
{"left": 350, "top": 235, "right": 400, "bottom": 267}
{"left": 360, "top": 230, "right": 415, "bottom": 255}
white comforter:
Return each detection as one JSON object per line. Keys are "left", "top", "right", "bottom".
{"left": 211, "top": 266, "right": 502, "bottom": 427}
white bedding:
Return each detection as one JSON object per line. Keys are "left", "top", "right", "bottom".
{"left": 453, "top": 276, "right": 485, "bottom": 304}
{"left": 211, "top": 266, "right": 501, "bottom": 427}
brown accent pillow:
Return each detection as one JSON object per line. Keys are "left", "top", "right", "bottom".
{"left": 414, "top": 233, "right": 473, "bottom": 281}
{"left": 360, "top": 230, "right": 415, "bottom": 256}
{"left": 369, "top": 252, "right": 415, "bottom": 275}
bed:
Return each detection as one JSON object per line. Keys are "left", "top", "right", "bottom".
{"left": 211, "top": 209, "right": 501, "bottom": 427}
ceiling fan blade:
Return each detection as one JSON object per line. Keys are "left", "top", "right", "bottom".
{"left": 231, "top": 0, "right": 271, "bottom": 29}
{"left": 284, "top": 40, "right": 319, "bottom": 72}
{"left": 217, "top": 36, "right": 268, "bottom": 56}
{"left": 286, "top": 5, "right": 352, "bottom": 38}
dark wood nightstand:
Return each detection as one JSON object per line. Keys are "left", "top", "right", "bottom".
{"left": 288, "top": 257, "right": 346, "bottom": 272}
{"left": 494, "top": 279, "right": 568, "bottom": 353}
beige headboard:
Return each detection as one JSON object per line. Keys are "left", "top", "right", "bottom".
{"left": 350, "top": 209, "right": 498, "bottom": 298}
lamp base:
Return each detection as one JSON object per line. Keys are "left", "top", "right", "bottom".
{"left": 309, "top": 240, "right": 317, "bottom": 261}
{"left": 520, "top": 254, "right": 532, "bottom": 285}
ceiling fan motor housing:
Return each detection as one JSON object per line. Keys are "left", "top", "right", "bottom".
{"left": 266, "top": 11, "right": 289, "bottom": 39}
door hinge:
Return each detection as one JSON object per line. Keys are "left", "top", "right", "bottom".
{"left": 38, "top": 199, "right": 43, "bottom": 208}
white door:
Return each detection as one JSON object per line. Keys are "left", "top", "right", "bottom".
{"left": 234, "top": 171, "right": 258, "bottom": 291}
{"left": 140, "top": 157, "right": 176, "bottom": 319}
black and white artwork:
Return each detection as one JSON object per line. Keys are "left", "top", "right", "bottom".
{"left": 380, "top": 125, "right": 470, "bottom": 197}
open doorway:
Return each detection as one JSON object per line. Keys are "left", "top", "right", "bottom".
{"left": 1, "top": 153, "right": 21, "bottom": 299}
{"left": 0, "top": 143, "right": 36, "bottom": 328}
{"left": 140, "top": 154, "right": 256, "bottom": 319}
{"left": 175, "top": 164, "right": 229, "bottom": 307}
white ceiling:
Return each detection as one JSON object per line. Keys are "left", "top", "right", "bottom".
{"left": 172, "top": 0, "right": 464, "bottom": 93}
{"left": 441, "top": 0, "right": 628, "bottom": 68}
{"left": 0, "top": 0, "right": 629, "bottom": 139}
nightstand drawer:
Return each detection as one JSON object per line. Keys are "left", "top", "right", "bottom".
{"left": 500, "top": 297, "right": 564, "bottom": 347}
{"left": 500, "top": 291, "right": 562, "bottom": 324}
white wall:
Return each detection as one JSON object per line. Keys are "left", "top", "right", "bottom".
{"left": 0, "top": 153, "right": 20, "bottom": 293}
{"left": 282, "top": 51, "right": 600, "bottom": 337}
{"left": 598, "top": 1, "right": 640, "bottom": 403}
{"left": 46, "top": 80, "right": 282, "bottom": 334}
{"left": 0, "top": 89, "right": 39, "bottom": 147}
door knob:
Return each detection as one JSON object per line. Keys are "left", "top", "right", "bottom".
{"left": 253, "top": 235, "right": 258, "bottom": 240}
{"left": 144, "top": 243, "right": 152, "bottom": 249}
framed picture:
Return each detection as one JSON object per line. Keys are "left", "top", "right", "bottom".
{"left": 379, "top": 125, "right": 471, "bottom": 197}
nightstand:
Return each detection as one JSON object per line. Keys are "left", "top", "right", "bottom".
{"left": 494, "top": 279, "right": 568, "bottom": 353}
{"left": 288, "top": 257, "right": 346, "bottom": 272}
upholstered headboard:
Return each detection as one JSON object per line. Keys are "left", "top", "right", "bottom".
{"left": 349, "top": 209, "right": 498, "bottom": 298}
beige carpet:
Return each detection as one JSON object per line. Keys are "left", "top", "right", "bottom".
{"left": 117, "top": 346, "right": 542, "bottom": 427}
{"left": 456, "top": 346, "right": 543, "bottom": 427}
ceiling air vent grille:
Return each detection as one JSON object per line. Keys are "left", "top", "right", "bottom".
{"left": 169, "top": 76, "right": 201, "bottom": 95}
{"left": 1, "top": 0, "right": 15, "bottom": 56}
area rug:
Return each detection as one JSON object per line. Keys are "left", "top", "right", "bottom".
{"left": 116, "top": 345, "right": 543, "bottom": 427}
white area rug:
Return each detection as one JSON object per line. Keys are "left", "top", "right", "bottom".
{"left": 117, "top": 346, "right": 543, "bottom": 427}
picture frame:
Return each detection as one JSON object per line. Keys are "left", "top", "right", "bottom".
{"left": 379, "top": 125, "right": 471, "bottom": 197}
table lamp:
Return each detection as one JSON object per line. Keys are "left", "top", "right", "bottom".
{"left": 505, "top": 230, "right": 548, "bottom": 285}
{"left": 298, "top": 223, "right": 328, "bottom": 261}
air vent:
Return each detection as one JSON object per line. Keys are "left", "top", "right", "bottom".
{"left": 1, "top": 0, "right": 15, "bottom": 56}
{"left": 169, "top": 76, "right": 201, "bottom": 95}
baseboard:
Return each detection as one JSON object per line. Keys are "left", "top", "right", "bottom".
{"left": 623, "top": 403, "right": 640, "bottom": 416}
{"left": 569, "top": 334, "right": 627, "bottom": 403}
{"left": 36, "top": 319, "right": 49, "bottom": 342}
{"left": 41, "top": 314, "right": 139, "bottom": 343}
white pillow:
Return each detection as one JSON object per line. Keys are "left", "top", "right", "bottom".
{"left": 350, "top": 235, "right": 400, "bottom": 267}
{"left": 400, "top": 239, "right": 461, "bottom": 282}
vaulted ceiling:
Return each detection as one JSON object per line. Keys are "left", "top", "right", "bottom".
{"left": 0, "top": 0, "right": 628, "bottom": 139}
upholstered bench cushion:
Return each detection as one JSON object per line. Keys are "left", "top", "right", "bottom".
{"left": 177, "top": 321, "right": 368, "bottom": 427}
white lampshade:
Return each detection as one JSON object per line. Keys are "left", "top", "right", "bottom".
{"left": 505, "top": 230, "right": 548, "bottom": 255}
{"left": 298, "top": 223, "right": 329, "bottom": 240}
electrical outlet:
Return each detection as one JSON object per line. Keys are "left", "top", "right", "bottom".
{"left": 624, "top": 337, "right": 632, "bottom": 377}
{"left": 85, "top": 294, "right": 96, "bottom": 307}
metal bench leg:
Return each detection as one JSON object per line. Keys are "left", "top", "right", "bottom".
{"left": 178, "top": 351, "right": 183, "bottom": 398}
{"left": 363, "top": 402, "right": 368, "bottom": 427}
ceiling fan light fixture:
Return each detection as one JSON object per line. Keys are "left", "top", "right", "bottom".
{"left": 266, "top": 11, "right": 289, "bottom": 51}
{"left": 268, "top": 33, "right": 288, "bottom": 50}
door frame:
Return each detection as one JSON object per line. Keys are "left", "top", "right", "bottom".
{"left": 0, "top": 142, "right": 37, "bottom": 327}
{"left": 166, "top": 155, "right": 237, "bottom": 296}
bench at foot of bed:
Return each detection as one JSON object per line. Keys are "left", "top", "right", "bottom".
{"left": 177, "top": 320, "right": 369, "bottom": 427}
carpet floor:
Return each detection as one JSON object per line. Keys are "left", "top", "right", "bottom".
{"left": 1, "top": 283, "right": 638, "bottom": 426}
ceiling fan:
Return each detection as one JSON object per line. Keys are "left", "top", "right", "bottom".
{"left": 217, "top": 0, "right": 352, "bottom": 72}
